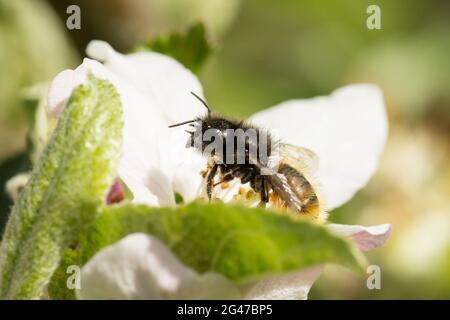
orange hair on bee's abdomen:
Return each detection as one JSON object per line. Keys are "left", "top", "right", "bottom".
{"left": 270, "top": 163, "right": 328, "bottom": 222}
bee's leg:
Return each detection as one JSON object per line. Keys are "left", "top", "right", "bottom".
{"left": 257, "top": 177, "right": 269, "bottom": 208}
{"left": 250, "top": 178, "right": 257, "bottom": 192}
{"left": 206, "top": 163, "right": 219, "bottom": 200}
{"left": 251, "top": 174, "right": 261, "bottom": 192}
{"left": 260, "top": 178, "right": 269, "bottom": 203}
{"left": 213, "top": 174, "right": 234, "bottom": 187}
{"left": 240, "top": 167, "right": 255, "bottom": 184}
{"left": 212, "top": 165, "right": 234, "bottom": 187}
{"left": 250, "top": 175, "right": 266, "bottom": 208}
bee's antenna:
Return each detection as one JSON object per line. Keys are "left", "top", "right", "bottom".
{"left": 168, "top": 119, "right": 197, "bottom": 128}
{"left": 190, "top": 92, "right": 211, "bottom": 113}
{"left": 168, "top": 92, "right": 210, "bottom": 128}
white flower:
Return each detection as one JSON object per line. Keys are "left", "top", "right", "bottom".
{"left": 47, "top": 40, "right": 391, "bottom": 300}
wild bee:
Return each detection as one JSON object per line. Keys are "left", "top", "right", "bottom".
{"left": 169, "top": 93, "right": 325, "bottom": 220}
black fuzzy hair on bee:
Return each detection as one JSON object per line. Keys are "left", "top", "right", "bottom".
{"left": 168, "top": 92, "right": 269, "bottom": 142}
{"left": 168, "top": 93, "right": 272, "bottom": 163}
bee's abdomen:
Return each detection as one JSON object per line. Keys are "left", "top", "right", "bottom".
{"left": 277, "top": 164, "right": 320, "bottom": 218}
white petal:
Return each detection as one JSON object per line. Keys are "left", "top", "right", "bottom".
{"left": 177, "top": 272, "right": 241, "bottom": 300}
{"left": 47, "top": 58, "right": 173, "bottom": 206}
{"left": 250, "top": 84, "right": 388, "bottom": 210}
{"left": 77, "top": 233, "right": 241, "bottom": 300}
{"left": 86, "top": 40, "right": 207, "bottom": 204}
{"left": 242, "top": 266, "right": 324, "bottom": 300}
{"left": 47, "top": 58, "right": 116, "bottom": 117}
{"left": 86, "top": 40, "right": 207, "bottom": 124}
{"left": 171, "top": 152, "right": 205, "bottom": 203}
{"left": 47, "top": 70, "right": 83, "bottom": 117}
{"left": 327, "top": 223, "right": 392, "bottom": 251}
{"left": 77, "top": 233, "right": 192, "bottom": 299}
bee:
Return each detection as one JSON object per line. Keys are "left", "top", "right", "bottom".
{"left": 169, "top": 92, "right": 325, "bottom": 220}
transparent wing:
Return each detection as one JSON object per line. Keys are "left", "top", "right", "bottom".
{"left": 277, "top": 143, "right": 319, "bottom": 175}
{"left": 266, "top": 172, "right": 303, "bottom": 213}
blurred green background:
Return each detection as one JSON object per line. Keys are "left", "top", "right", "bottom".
{"left": 0, "top": 0, "right": 449, "bottom": 299}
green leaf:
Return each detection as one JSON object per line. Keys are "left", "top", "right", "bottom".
{"left": 1, "top": 84, "right": 54, "bottom": 234}
{"left": 0, "top": 75, "right": 123, "bottom": 299}
{"left": 49, "top": 202, "right": 366, "bottom": 299}
{"left": 137, "top": 23, "right": 213, "bottom": 74}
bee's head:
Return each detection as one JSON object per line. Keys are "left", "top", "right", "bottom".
{"left": 168, "top": 92, "right": 211, "bottom": 151}
{"left": 168, "top": 93, "right": 237, "bottom": 154}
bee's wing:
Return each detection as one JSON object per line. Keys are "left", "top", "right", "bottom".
{"left": 277, "top": 143, "right": 319, "bottom": 175}
{"left": 266, "top": 171, "right": 304, "bottom": 213}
